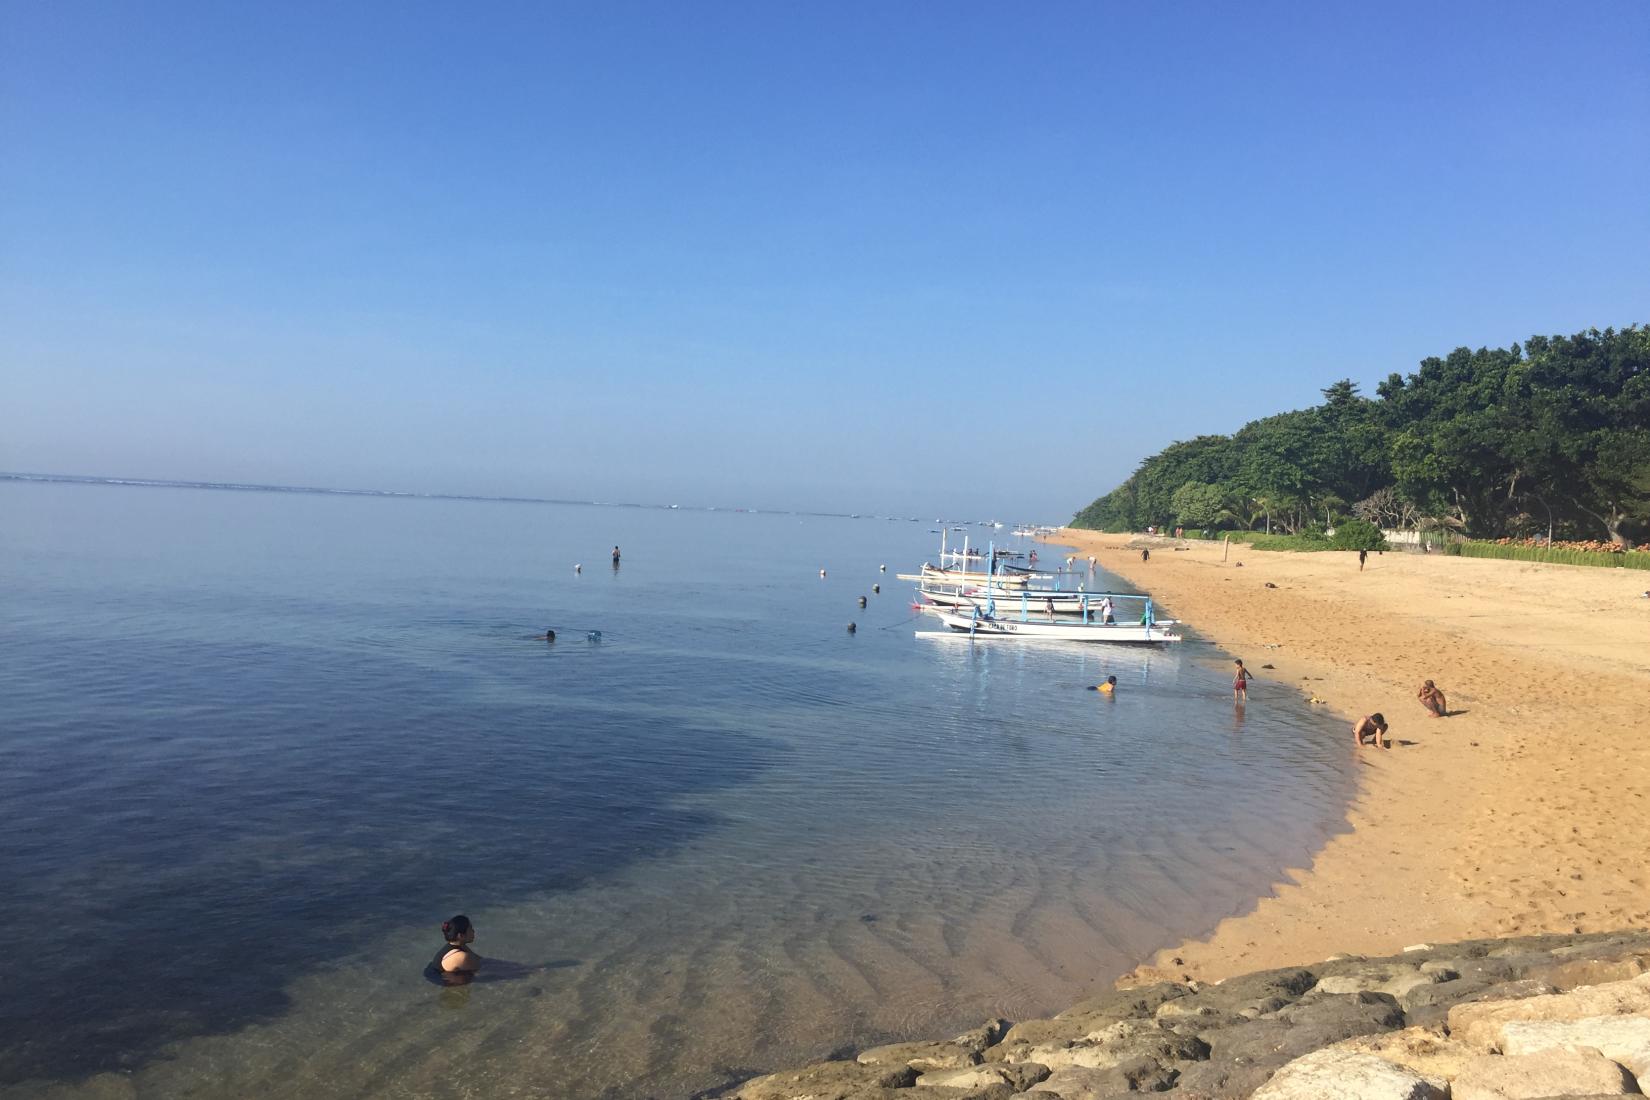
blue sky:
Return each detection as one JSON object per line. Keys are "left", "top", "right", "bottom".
{"left": 3, "top": 2, "right": 1646, "bottom": 520}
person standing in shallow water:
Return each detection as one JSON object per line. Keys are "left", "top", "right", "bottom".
{"left": 425, "top": 914, "right": 482, "bottom": 985}
{"left": 1232, "top": 658, "right": 1253, "bottom": 701}
{"left": 611, "top": 546, "right": 621, "bottom": 564}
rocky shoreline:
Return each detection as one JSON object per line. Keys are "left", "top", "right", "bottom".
{"left": 711, "top": 928, "right": 1650, "bottom": 1099}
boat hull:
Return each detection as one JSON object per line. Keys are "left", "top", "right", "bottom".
{"left": 932, "top": 610, "right": 1182, "bottom": 643}
{"left": 923, "top": 590, "right": 1121, "bottom": 614}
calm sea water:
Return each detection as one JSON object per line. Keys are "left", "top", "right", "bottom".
{"left": 0, "top": 481, "right": 1355, "bottom": 1099}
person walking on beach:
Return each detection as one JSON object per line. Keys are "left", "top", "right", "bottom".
{"left": 1232, "top": 658, "right": 1253, "bottom": 701}
{"left": 1417, "top": 680, "right": 1448, "bottom": 717}
{"left": 1352, "top": 713, "right": 1390, "bottom": 749}
{"left": 1358, "top": 548, "right": 1368, "bottom": 571}
{"left": 1141, "top": 548, "right": 1150, "bottom": 563}
{"left": 425, "top": 914, "right": 482, "bottom": 985}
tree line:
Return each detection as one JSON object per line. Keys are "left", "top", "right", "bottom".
{"left": 1071, "top": 325, "right": 1650, "bottom": 547}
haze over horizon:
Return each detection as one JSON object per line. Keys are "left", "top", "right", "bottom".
{"left": 4, "top": 2, "right": 1646, "bottom": 521}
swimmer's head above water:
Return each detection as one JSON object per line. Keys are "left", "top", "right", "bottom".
{"left": 442, "top": 914, "right": 474, "bottom": 945}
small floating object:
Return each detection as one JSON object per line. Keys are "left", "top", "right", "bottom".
{"left": 575, "top": 563, "right": 582, "bottom": 574}
{"left": 857, "top": 596, "right": 867, "bottom": 607}
{"left": 872, "top": 584, "right": 880, "bottom": 594}
{"left": 586, "top": 630, "right": 602, "bottom": 643}
{"left": 846, "top": 622, "right": 857, "bottom": 633}
{"left": 879, "top": 564, "right": 887, "bottom": 572}
{"left": 819, "top": 568, "right": 827, "bottom": 578}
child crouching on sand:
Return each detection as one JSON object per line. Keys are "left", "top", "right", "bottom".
{"left": 1417, "top": 680, "right": 1448, "bottom": 717}
{"left": 1352, "top": 714, "right": 1390, "bottom": 749}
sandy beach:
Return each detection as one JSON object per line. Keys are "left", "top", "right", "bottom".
{"left": 1053, "top": 530, "right": 1650, "bottom": 985}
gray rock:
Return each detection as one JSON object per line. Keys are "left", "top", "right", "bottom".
{"left": 916, "top": 1061, "right": 1050, "bottom": 1091}
{"left": 1448, "top": 972, "right": 1650, "bottom": 1049}
{"left": 1248, "top": 1048, "right": 1447, "bottom": 1099}
{"left": 1314, "top": 963, "right": 1441, "bottom": 1001}
{"left": 1171, "top": 1055, "right": 1288, "bottom": 1100}
{"left": 1401, "top": 977, "right": 1557, "bottom": 1027}
{"left": 1024, "top": 1056, "right": 1176, "bottom": 1097}
{"left": 1496, "top": 1015, "right": 1650, "bottom": 1080}
{"left": 857, "top": 1039, "right": 978, "bottom": 1071}
{"left": 1322, "top": 1025, "right": 1477, "bottom": 1080}
{"left": 734, "top": 1059, "right": 918, "bottom": 1099}
{"left": 1450, "top": 1049, "right": 1638, "bottom": 1099}
{"left": 1058, "top": 981, "right": 1193, "bottom": 1020}
{"left": 990, "top": 1016, "right": 1118, "bottom": 1058}
{"left": 1021, "top": 1018, "right": 1210, "bottom": 1071}
{"left": 1521, "top": 953, "right": 1650, "bottom": 991}
{"left": 951, "top": 1019, "right": 1009, "bottom": 1055}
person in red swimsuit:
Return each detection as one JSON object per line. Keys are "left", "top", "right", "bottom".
{"left": 1232, "top": 659, "right": 1253, "bottom": 700}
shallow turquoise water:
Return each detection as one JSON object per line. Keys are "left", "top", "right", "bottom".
{"left": 0, "top": 481, "right": 1354, "bottom": 1098}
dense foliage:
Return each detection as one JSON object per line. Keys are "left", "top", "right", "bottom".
{"left": 1072, "top": 326, "right": 1650, "bottom": 547}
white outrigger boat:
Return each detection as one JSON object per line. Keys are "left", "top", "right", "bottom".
{"left": 932, "top": 607, "right": 1182, "bottom": 643}
{"left": 913, "top": 537, "right": 1183, "bottom": 644}
{"left": 922, "top": 587, "right": 1110, "bottom": 613}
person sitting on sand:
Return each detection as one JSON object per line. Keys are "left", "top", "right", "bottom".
{"left": 1232, "top": 658, "right": 1253, "bottom": 700}
{"left": 1417, "top": 680, "right": 1447, "bottom": 717}
{"left": 426, "top": 914, "right": 482, "bottom": 985}
{"left": 1352, "top": 713, "right": 1390, "bottom": 749}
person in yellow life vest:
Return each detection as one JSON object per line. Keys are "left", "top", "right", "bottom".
{"left": 1088, "top": 675, "right": 1118, "bottom": 694}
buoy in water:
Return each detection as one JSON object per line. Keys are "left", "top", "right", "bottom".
{"left": 879, "top": 564, "right": 886, "bottom": 572}
{"left": 819, "top": 569, "right": 827, "bottom": 578}
{"left": 846, "top": 622, "right": 857, "bottom": 633}
{"left": 871, "top": 583, "right": 880, "bottom": 594}
{"left": 857, "top": 596, "right": 867, "bottom": 607}
{"left": 574, "top": 564, "right": 582, "bottom": 574}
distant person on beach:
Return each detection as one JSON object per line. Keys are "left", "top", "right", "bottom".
{"left": 1045, "top": 597, "right": 1056, "bottom": 622}
{"left": 1358, "top": 549, "right": 1368, "bottom": 571}
{"left": 1088, "top": 675, "right": 1118, "bottom": 694}
{"left": 1232, "top": 659, "right": 1253, "bottom": 700}
{"left": 1352, "top": 713, "right": 1390, "bottom": 749}
{"left": 1417, "top": 680, "right": 1448, "bottom": 717}
{"left": 1098, "top": 596, "right": 1115, "bottom": 623}
{"left": 425, "top": 914, "right": 482, "bottom": 985}
{"left": 1141, "top": 549, "right": 1150, "bottom": 563}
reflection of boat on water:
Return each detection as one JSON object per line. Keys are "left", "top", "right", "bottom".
{"left": 929, "top": 607, "right": 1182, "bottom": 643}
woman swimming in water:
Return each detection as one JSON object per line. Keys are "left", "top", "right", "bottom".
{"left": 425, "top": 914, "right": 482, "bottom": 984}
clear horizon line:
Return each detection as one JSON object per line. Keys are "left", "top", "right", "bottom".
{"left": 0, "top": 470, "right": 1019, "bottom": 524}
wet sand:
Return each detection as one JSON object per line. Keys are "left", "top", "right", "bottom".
{"left": 1055, "top": 530, "right": 1650, "bottom": 984}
